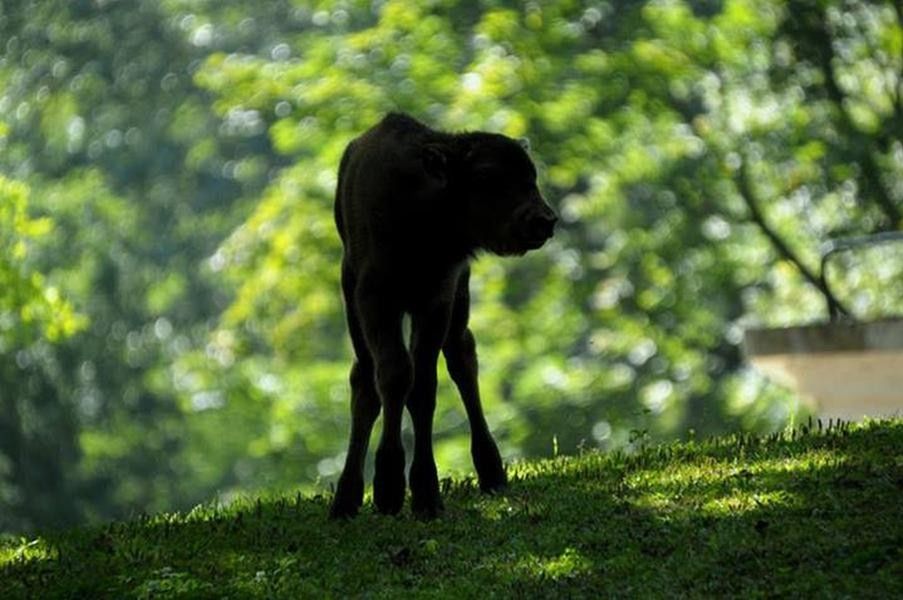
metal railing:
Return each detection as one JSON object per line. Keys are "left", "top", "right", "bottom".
{"left": 819, "top": 231, "right": 903, "bottom": 321}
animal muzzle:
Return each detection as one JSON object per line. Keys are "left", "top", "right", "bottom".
{"left": 519, "top": 204, "right": 558, "bottom": 249}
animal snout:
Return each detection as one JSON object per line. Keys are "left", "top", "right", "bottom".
{"left": 527, "top": 206, "right": 558, "bottom": 242}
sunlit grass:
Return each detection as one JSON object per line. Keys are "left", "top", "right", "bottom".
{"left": 0, "top": 537, "right": 55, "bottom": 565}
{"left": 514, "top": 547, "right": 593, "bottom": 581}
{"left": 2, "top": 419, "right": 901, "bottom": 598}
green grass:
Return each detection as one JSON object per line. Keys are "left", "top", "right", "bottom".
{"left": 3, "top": 419, "right": 902, "bottom": 598}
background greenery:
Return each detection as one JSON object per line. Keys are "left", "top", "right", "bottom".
{"left": 1, "top": 0, "right": 901, "bottom": 534}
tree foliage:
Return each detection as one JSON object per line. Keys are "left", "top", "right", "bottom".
{"left": 0, "top": 0, "right": 900, "bottom": 532}
{"left": 0, "top": 172, "right": 83, "bottom": 532}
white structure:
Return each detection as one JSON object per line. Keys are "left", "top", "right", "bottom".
{"left": 744, "top": 318, "right": 903, "bottom": 421}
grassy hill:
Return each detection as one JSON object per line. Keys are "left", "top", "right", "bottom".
{"left": 2, "top": 419, "right": 901, "bottom": 598}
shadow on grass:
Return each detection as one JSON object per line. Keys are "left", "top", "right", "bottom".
{"left": 4, "top": 422, "right": 902, "bottom": 598}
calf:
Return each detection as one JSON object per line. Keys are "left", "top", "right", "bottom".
{"left": 329, "top": 113, "right": 557, "bottom": 518}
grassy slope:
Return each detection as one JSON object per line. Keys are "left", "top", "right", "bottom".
{"left": 2, "top": 419, "right": 901, "bottom": 598}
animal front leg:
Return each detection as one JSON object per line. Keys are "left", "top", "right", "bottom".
{"left": 443, "top": 270, "right": 506, "bottom": 492}
{"left": 407, "top": 302, "right": 453, "bottom": 518}
{"left": 357, "top": 281, "right": 411, "bottom": 516}
{"left": 444, "top": 328, "right": 506, "bottom": 492}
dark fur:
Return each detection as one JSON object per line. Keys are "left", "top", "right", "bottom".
{"left": 329, "top": 113, "right": 556, "bottom": 518}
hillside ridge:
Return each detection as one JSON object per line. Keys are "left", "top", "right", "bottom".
{"left": 3, "top": 419, "right": 901, "bottom": 598}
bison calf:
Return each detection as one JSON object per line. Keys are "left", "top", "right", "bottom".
{"left": 329, "top": 113, "right": 556, "bottom": 518}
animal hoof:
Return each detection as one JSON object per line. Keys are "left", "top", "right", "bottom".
{"left": 374, "top": 445, "right": 406, "bottom": 515}
{"left": 411, "top": 496, "right": 444, "bottom": 520}
{"left": 329, "top": 474, "right": 364, "bottom": 519}
{"left": 409, "top": 457, "right": 442, "bottom": 518}
{"left": 474, "top": 443, "right": 507, "bottom": 493}
{"left": 329, "top": 497, "right": 359, "bottom": 520}
{"left": 477, "top": 460, "right": 507, "bottom": 493}
{"left": 373, "top": 481, "right": 405, "bottom": 515}
{"left": 479, "top": 474, "right": 507, "bottom": 494}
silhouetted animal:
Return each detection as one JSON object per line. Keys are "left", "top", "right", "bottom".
{"left": 329, "top": 113, "right": 557, "bottom": 518}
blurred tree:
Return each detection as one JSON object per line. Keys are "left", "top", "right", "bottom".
{"left": 192, "top": 0, "right": 901, "bottom": 474}
{"left": 0, "top": 0, "right": 900, "bottom": 532}
{"left": 0, "top": 173, "right": 83, "bottom": 532}
{"left": 0, "top": 0, "right": 274, "bottom": 527}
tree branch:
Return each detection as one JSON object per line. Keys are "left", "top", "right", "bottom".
{"left": 892, "top": 0, "right": 903, "bottom": 139}
{"left": 666, "top": 90, "right": 853, "bottom": 318}
{"left": 813, "top": 17, "right": 902, "bottom": 227}
{"left": 735, "top": 157, "right": 851, "bottom": 317}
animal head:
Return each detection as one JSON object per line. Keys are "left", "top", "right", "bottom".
{"left": 424, "top": 133, "right": 557, "bottom": 255}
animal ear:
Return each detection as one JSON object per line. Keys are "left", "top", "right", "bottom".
{"left": 422, "top": 145, "right": 448, "bottom": 185}
{"left": 518, "top": 137, "right": 531, "bottom": 152}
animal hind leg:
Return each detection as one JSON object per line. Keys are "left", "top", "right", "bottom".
{"left": 406, "top": 301, "right": 453, "bottom": 518}
{"left": 330, "top": 265, "right": 381, "bottom": 519}
{"left": 356, "top": 273, "right": 411, "bottom": 515}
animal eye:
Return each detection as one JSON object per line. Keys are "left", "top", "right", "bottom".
{"left": 473, "top": 167, "right": 498, "bottom": 181}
